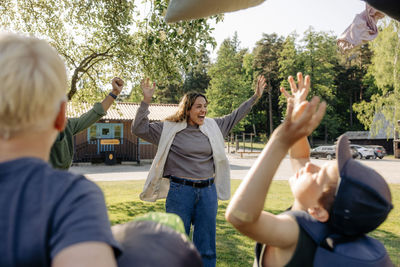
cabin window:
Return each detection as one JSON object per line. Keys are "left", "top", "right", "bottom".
{"left": 87, "top": 123, "right": 124, "bottom": 142}
{"left": 115, "top": 125, "right": 122, "bottom": 139}
{"left": 102, "top": 128, "right": 110, "bottom": 135}
{"left": 89, "top": 125, "right": 97, "bottom": 141}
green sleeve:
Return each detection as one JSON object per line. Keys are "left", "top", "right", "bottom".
{"left": 68, "top": 102, "right": 106, "bottom": 135}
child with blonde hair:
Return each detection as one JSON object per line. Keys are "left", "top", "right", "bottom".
{"left": 0, "top": 33, "right": 121, "bottom": 267}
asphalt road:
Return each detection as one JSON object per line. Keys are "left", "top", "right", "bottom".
{"left": 70, "top": 153, "right": 400, "bottom": 184}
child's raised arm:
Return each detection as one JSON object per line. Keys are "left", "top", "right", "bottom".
{"left": 281, "top": 73, "right": 314, "bottom": 172}
{"left": 225, "top": 91, "right": 326, "bottom": 248}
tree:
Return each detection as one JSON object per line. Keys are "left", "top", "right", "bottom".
{"left": 353, "top": 20, "right": 400, "bottom": 139}
{"left": 278, "top": 33, "right": 301, "bottom": 91}
{"left": 182, "top": 46, "right": 212, "bottom": 95}
{"left": 0, "top": 0, "right": 218, "bottom": 103}
{"left": 300, "top": 27, "right": 339, "bottom": 143}
{"left": 252, "top": 33, "right": 284, "bottom": 135}
{"left": 334, "top": 44, "right": 374, "bottom": 133}
{"left": 276, "top": 29, "right": 341, "bottom": 143}
{"left": 134, "top": 40, "right": 212, "bottom": 104}
{"left": 206, "top": 33, "right": 253, "bottom": 133}
{"left": 277, "top": 33, "right": 301, "bottom": 124}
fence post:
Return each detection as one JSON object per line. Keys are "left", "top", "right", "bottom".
{"left": 230, "top": 133, "right": 234, "bottom": 153}
{"left": 243, "top": 133, "right": 246, "bottom": 153}
{"left": 250, "top": 133, "right": 253, "bottom": 152}
{"left": 235, "top": 134, "right": 239, "bottom": 152}
{"left": 136, "top": 137, "right": 141, "bottom": 164}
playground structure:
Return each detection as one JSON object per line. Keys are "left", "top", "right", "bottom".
{"left": 394, "top": 120, "right": 400, "bottom": 159}
{"left": 225, "top": 133, "right": 262, "bottom": 158}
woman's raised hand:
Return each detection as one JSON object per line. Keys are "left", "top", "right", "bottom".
{"left": 254, "top": 75, "right": 266, "bottom": 98}
{"left": 141, "top": 78, "right": 156, "bottom": 104}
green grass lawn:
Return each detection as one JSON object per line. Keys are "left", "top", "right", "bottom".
{"left": 97, "top": 180, "right": 400, "bottom": 266}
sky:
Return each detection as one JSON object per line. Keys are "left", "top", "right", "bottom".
{"left": 210, "top": 0, "right": 366, "bottom": 55}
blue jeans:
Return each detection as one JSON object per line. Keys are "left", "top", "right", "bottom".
{"left": 166, "top": 179, "right": 218, "bottom": 267}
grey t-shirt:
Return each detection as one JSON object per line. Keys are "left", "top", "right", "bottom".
{"left": 131, "top": 95, "right": 258, "bottom": 179}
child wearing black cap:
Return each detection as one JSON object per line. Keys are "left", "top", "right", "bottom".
{"left": 225, "top": 73, "right": 393, "bottom": 266}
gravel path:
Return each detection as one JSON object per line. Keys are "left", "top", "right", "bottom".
{"left": 70, "top": 153, "right": 400, "bottom": 184}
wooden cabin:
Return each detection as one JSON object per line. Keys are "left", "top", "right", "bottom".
{"left": 67, "top": 102, "right": 178, "bottom": 164}
{"left": 344, "top": 113, "right": 397, "bottom": 155}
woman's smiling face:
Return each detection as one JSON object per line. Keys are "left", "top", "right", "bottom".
{"left": 187, "top": 96, "right": 207, "bottom": 126}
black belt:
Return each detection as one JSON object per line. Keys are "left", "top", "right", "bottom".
{"left": 167, "top": 176, "right": 215, "bottom": 188}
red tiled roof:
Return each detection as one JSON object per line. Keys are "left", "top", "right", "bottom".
{"left": 67, "top": 102, "right": 178, "bottom": 121}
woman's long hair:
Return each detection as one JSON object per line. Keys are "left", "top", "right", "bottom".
{"left": 165, "top": 92, "right": 208, "bottom": 122}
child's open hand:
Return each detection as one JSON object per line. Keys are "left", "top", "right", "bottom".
{"left": 277, "top": 95, "right": 326, "bottom": 146}
{"left": 280, "top": 73, "right": 310, "bottom": 121}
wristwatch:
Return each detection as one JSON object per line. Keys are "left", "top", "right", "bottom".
{"left": 109, "top": 92, "right": 118, "bottom": 99}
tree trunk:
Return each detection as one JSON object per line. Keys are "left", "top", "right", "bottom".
{"left": 68, "top": 69, "right": 79, "bottom": 100}
{"left": 349, "top": 94, "right": 353, "bottom": 128}
{"left": 269, "top": 91, "right": 273, "bottom": 136}
{"left": 266, "top": 78, "right": 273, "bottom": 136}
{"left": 66, "top": 49, "right": 113, "bottom": 100}
{"left": 393, "top": 24, "right": 400, "bottom": 156}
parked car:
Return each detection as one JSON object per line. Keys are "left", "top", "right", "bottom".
{"left": 310, "top": 146, "right": 336, "bottom": 160}
{"left": 365, "top": 145, "right": 387, "bottom": 159}
{"left": 349, "top": 144, "right": 376, "bottom": 159}
{"left": 350, "top": 147, "right": 359, "bottom": 159}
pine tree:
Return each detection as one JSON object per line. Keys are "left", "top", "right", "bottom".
{"left": 206, "top": 33, "right": 253, "bottom": 133}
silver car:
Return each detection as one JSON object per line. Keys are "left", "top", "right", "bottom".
{"left": 350, "top": 144, "right": 376, "bottom": 159}
{"left": 365, "top": 145, "right": 387, "bottom": 159}
{"left": 310, "top": 145, "right": 336, "bottom": 160}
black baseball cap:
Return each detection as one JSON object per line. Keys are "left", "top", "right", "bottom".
{"left": 329, "top": 135, "right": 393, "bottom": 236}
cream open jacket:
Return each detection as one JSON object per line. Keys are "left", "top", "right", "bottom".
{"left": 139, "top": 118, "right": 230, "bottom": 202}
